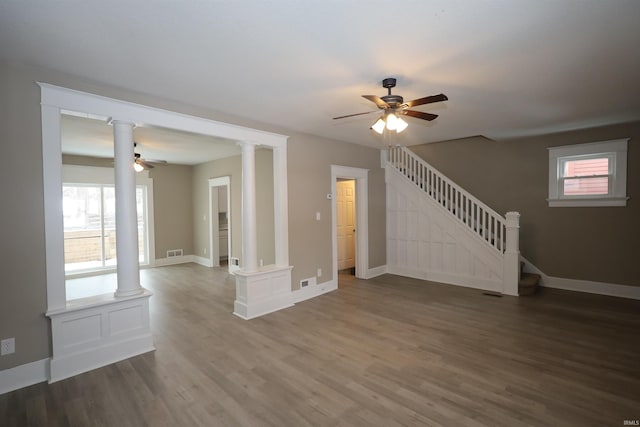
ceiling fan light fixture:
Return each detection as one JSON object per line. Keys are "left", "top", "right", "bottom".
{"left": 133, "top": 161, "right": 144, "bottom": 172}
{"left": 385, "top": 113, "right": 399, "bottom": 131}
{"left": 395, "top": 117, "right": 408, "bottom": 133}
{"left": 333, "top": 78, "right": 448, "bottom": 136}
{"left": 371, "top": 117, "right": 385, "bottom": 134}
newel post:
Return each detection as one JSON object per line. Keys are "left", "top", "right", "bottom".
{"left": 503, "top": 211, "right": 520, "bottom": 296}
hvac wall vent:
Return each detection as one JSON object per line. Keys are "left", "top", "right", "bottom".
{"left": 166, "top": 249, "right": 183, "bottom": 258}
{"left": 300, "top": 277, "right": 317, "bottom": 288}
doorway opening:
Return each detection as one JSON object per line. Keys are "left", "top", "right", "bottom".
{"left": 331, "top": 165, "right": 369, "bottom": 283}
{"left": 209, "top": 176, "right": 231, "bottom": 271}
{"left": 336, "top": 179, "right": 356, "bottom": 276}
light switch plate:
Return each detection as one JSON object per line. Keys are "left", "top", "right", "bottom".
{"left": 1, "top": 338, "right": 15, "bottom": 356}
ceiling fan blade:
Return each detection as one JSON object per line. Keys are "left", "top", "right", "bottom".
{"left": 402, "top": 93, "right": 448, "bottom": 108}
{"left": 362, "top": 95, "right": 390, "bottom": 109}
{"left": 399, "top": 110, "right": 439, "bottom": 121}
{"left": 144, "top": 159, "right": 168, "bottom": 165}
{"left": 333, "top": 110, "right": 379, "bottom": 120}
{"left": 138, "top": 159, "right": 155, "bottom": 169}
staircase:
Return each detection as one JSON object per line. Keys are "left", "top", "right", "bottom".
{"left": 386, "top": 146, "right": 530, "bottom": 296}
{"left": 519, "top": 262, "right": 541, "bottom": 296}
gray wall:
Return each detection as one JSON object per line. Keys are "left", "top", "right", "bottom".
{"left": 0, "top": 61, "right": 386, "bottom": 372}
{"left": 0, "top": 62, "right": 50, "bottom": 370}
{"left": 410, "top": 123, "right": 639, "bottom": 287}
{"left": 192, "top": 149, "right": 275, "bottom": 266}
{"left": 148, "top": 164, "right": 194, "bottom": 259}
{"left": 288, "top": 134, "right": 386, "bottom": 288}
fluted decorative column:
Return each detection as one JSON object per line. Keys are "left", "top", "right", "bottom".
{"left": 240, "top": 142, "right": 259, "bottom": 272}
{"left": 112, "top": 120, "right": 143, "bottom": 297}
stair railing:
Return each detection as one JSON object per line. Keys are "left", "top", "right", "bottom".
{"left": 388, "top": 146, "right": 508, "bottom": 253}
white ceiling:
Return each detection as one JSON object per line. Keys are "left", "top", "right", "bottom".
{"left": 2, "top": 0, "right": 640, "bottom": 161}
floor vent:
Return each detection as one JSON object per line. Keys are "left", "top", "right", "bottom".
{"left": 167, "top": 249, "right": 183, "bottom": 258}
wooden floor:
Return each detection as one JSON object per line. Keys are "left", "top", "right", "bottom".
{"left": 2, "top": 264, "right": 639, "bottom": 426}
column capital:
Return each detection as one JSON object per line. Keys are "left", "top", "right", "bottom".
{"left": 108, "top": 118, "right": 137, "bottom": 128}
{"left": 237, "top": 140, "right": 260, "bottom": 148}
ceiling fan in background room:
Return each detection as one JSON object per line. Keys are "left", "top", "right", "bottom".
{"left": 133, "top": 142, "right": 166, "bottom": 172}
{"left": 333, "top": 78, "right": 448, "bottom": 134}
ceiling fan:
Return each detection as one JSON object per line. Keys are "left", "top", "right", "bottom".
{"left": 333, "top": 78, "right": 448, "bottom": 134}
{"left": 133, "top": 142, "right": 167, "bottom": 172}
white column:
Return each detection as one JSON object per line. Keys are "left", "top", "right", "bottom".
{"left": 41, "top": 104, "right": 67, "bottom": 310}
{"left": 273, "top": 145, "right": 289, "bottom": 267}
{"left": 112, "top": 120, "right": 143, "bottom": 297}
{"left": 241, "top": 142, "right": 258, "bottom": 272}
{"left": 503, "top": 211, "right": 521, "bottom": 296}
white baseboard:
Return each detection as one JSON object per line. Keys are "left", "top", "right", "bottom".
{"left": 0, "top": 358, "right": 49, "bottom": 395}
{"left": 386, "top": 265, "right": 503, "bottom": 294}
{"left": 293, "top": 279, "right": 338, "bottom": 303}
{"left": 520, "top": 256, "right": 639, "bottom": 300}
{"left": 363, "top": 265, "right": 387, "bottom": 279}
{"left": 542, "top": 276, "right": 640, "bottom": 300}
{"left": 154, "top": 255, "right": 216, "bottom": 268}
{"left": 386, "top": 265, "right": 426, "bottom": 281}
{"left": 154, "top": 254, "right": 197, "bottom": 267}
{"left": 192, "top": 255, "right": 214, "bottom": 267}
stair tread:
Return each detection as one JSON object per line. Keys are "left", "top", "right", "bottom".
{"left": 519, "top": 272, "right": 541, "bottom": 287}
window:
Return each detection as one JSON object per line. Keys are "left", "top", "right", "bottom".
{"left": 63, "top": 184, "right": 148, "bottom": 273}
{"left": 548, "top": 139, "right": 629, "bottom": 207}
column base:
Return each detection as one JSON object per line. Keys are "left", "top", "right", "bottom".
{"left": 234, "top": 265, "right": 293, "bottom": 319}
{"left": 114, "top": 287, "right": 144, "bottom": 298}
{"left": 46, "top": 289, "right": 154, "bottom": 382}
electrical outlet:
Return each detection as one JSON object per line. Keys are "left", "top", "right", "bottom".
{"left": 1, "top": 338, "right": 15, "bottom": 356}
{"left": 204, "top": 247, "right": 207, "bottom": 255}
{"left": 317, "top": 268, "right": 322, "bottom": 277}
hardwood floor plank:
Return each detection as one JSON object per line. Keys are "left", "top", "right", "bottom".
{"left": 1, "top": 265, "right": 639, "bottom": 426}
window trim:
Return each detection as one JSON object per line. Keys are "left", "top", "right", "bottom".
{"left": 547, "top": 138, "right": 629, "bottom": 207}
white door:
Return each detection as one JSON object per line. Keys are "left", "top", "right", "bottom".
{"left": 336, "top": 180, "right": 356, "bottom": 270}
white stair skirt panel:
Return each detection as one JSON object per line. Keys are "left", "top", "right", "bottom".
{"left": 46, "top": 291, "right": 154, "bottom": 383}
{"left": 386, "top": 166, "right": 505, "bottom": 293}
{"left": 234, "top": 265, "right": 294, "bottom": 319}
